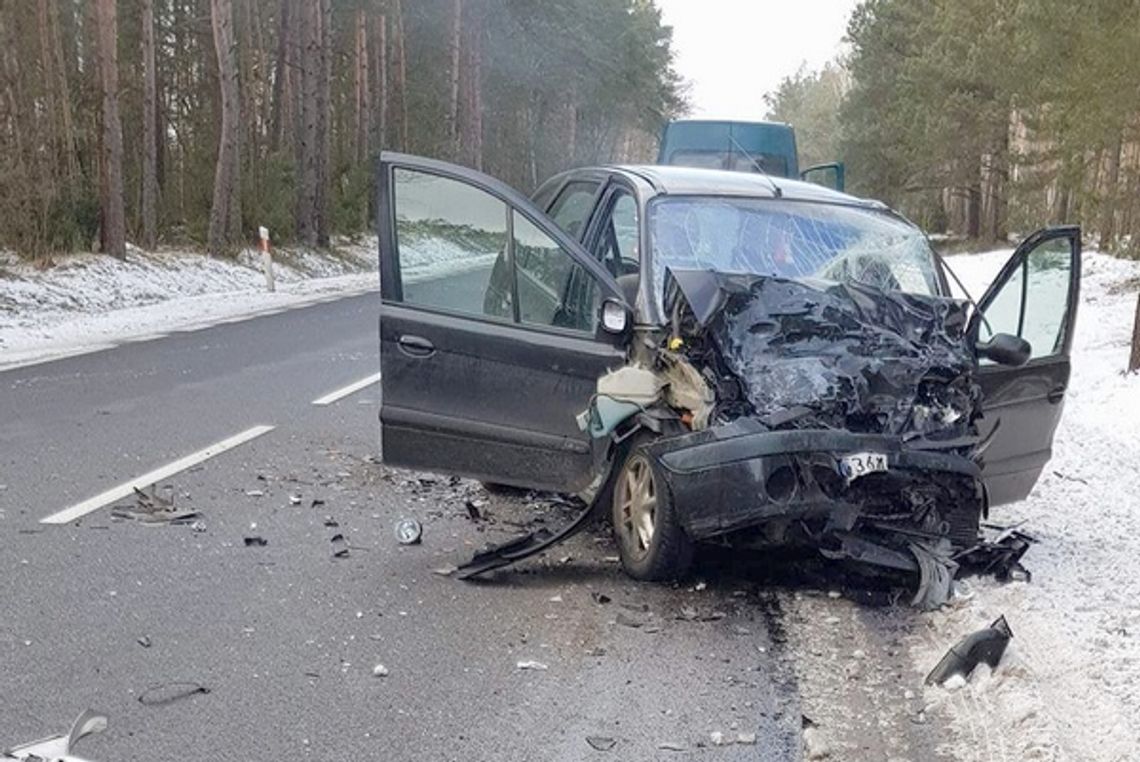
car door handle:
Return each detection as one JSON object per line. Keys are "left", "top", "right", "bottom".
{"left": 397, "top": 334, "right": 435, "bottom": 358}
{"left": 1047, "top": 386, "right": 1066, "bottom": 404}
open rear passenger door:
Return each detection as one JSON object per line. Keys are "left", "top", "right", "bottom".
{"left": 376, "top": 153, "right": 631, "bottom": 493}
{"left": 968, "top": 226, "right": 1081, "bottom": 506}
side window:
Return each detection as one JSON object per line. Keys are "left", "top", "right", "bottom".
{"left": 393, "top": 168, "right": 512, "bottom": 320}
{"left": 594, "top": 191, "right": 639, "bottom": 278}
{"left": 547, "top": 182, "right": 599, "bottom": 239}
{"left": 979, "top": 237, "right": 1073, "bottom": 360}
{"left": 513, "top": 211, "right": 598, "bottom": 333}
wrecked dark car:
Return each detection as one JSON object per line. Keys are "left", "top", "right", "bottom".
{"left": 375, "top": 153, "right": 1080, "bottom": 606}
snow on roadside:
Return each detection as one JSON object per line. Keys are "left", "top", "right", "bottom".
{"left": 914, "top": 249, "right": 1140, "bottom": 761}
{"left": 0, "top": 239, "right": 379, "bottom": 368}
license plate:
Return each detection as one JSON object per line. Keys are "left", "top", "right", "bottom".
{"left": 838, "top": 451, "right": 888, "bottom": 483}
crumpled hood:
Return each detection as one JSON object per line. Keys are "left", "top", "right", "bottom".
{"left": 665, "top": 269, "right": 980, "bottom": 438}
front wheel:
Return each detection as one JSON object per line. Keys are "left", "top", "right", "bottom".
{"left": 612, "top": 438, "right": 693, "bottom": 580}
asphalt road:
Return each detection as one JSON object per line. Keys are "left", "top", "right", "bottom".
{"left": 0, "top": 292, "right": 812, "bottom": 760}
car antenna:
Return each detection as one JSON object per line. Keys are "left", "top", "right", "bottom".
{"left": 728, "top": 134, "right": 783, "bottom": 198}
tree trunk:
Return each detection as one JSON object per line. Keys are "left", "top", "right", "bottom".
{"left": 1130, "top": 292, "right": 1140, "bottom": 373}
{"left": 95, "top": 0, "right": 126, "bottom": 259}
{"left": 374, "top": 13, "right": 387, "bottom": 150}
{"left": 353, "top": 7, "right": 370, "bottom": 164}
{"left": 296, "top": 0, "right": 320, "bottom": 246}
{"left": 447, "top": 0, "right": 462, "bottom": 154}
{"left": 48, "top": 0, "right": 78, "bottom": 181}
{"left": 464, "top": 0, "right": 483, "bottom": 170}
{"left": 393, "top": 0, "right": 408, "bottom": 151}
{"left": 208, "top": 0, "right": 241, "bottom": 257}
{"left": 141, "top": 0, "right": 159, "bottom": 250}
{"left": 270, "top": 0, "right": 291, "bottom": 153}
{"left": 1100, "top": 130, "right": 1123, "bottom": 251}
{"left": 315, "top": 0, "right": 331, "bottom": 247}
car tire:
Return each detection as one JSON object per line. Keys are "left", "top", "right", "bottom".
{"left": 611, "top": 435, "right": 693, "bottom": 581}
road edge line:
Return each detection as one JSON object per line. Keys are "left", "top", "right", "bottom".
{"left": 311, "top": 372, "right": 382, "bottom": 406}
{"left": 40, "top": 424, "right": 276, "bottom": 525}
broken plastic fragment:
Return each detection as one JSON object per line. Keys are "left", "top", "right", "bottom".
{"left": 138, "top": 681, "right": 210, "bottom": 706}
{"left": 516, "top": 660, "right": 548, "bottom": 671}
{"left": 925, "top": 615, "right": 1013, "bottom": 685}
{"left": 586, "top": 736, "right": 617, "bottom": 751}
{"left": 3, "top": 709, "right": 108, "bottom": 762}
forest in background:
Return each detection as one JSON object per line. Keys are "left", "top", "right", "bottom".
{"left": 767, "top": 0, "right": 1140, "bottom": 257}
{"left": 0, "top": 0, "right": 683, "bottom": 259}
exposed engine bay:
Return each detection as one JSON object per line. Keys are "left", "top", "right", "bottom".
{"left": 580, "top": 269, "right": 1022, "bottom": 608}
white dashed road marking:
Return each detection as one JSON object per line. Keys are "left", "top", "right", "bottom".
{"left": 311, "top": 372, "right": 382, "bottom": 406}
{"left": 40, "top": 424, "right": 276, "bottom": 525}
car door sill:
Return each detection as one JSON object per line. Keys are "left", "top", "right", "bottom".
{"left": 382, "top": 406, "right": 591, "bottom": 454}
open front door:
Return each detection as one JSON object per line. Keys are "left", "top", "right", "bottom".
{"left": 969, "top": 226, "right": 1081, "bottom": 506}
{"left": 376, "top": 153, "right": 629, "bottom": 493}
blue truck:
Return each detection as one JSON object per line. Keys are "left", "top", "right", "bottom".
{"left": 658, "top": 119, "right": 845, "bottom": 192}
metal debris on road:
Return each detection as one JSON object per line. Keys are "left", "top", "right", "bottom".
{"left": 926, "top": 615, "right": 1013, "bottom": 685}
{"left": 585, "top": 736, "right": 617, "bottom": 751}
{"left": 2, "top": 708, "right": 107, "bottom": 762}
{"left": 516, "top": 660, "right": 549, "bottom": 671}
{"left": 394, "top": 518, "right": 422, "bottom": 545}
{"left": 243, "top": 536, "right": 268, "bottom": 547}
{"left": 110, "top": 486, "right": 199, "bottom": 525}
{"left": 137, "top": 681, "right": 211, "bottom": 706}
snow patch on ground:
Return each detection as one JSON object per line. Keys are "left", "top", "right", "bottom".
{"left": 916, "top": 249, "right": 1140, "bottom": 761}
{"left": 0, "top": 239, "right": 379, "bottom": 368}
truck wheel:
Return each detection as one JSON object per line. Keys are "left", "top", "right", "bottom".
{"left": 612, "top": 437, "right": 693, "bottom": 580}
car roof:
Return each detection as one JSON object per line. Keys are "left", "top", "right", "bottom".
{"left": 605, "top": 164, "right": 884, "bottom": 208}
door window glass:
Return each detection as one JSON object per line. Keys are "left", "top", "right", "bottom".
{"left": 595, "top": 192, "right": 640, "bottom": 278}
{"left": 979, "top": 237, "right": 1072, "bottom": 359}
{"left": 513, "top": 211, "right": 598, "bottom": 333}
{"left": 393, "top": 168, "right": 512, "bottom": 320}
{"left": 547, "top": 182, "right": 599, "bottom": 238}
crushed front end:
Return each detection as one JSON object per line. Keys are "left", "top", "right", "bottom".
{"left": 608, "top": 270, "right": 999, "bottom": 607}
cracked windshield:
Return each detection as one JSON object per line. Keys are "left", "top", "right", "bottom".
{"left": 2, "top": 0, "right": 1139, "bottom": 760}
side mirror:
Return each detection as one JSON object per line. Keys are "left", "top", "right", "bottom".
{"left": 600, "top": 298, "right": 631, "bottom": 335}
{"left": 800, "top": 162, "right": 846, "bottom": 192}
{"left": 977, "top": 333, "right": 1031, "bottom": 366}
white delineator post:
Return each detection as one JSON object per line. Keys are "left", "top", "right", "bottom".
{"left": 258, "top": 225, "right": 275, "bottom": 292}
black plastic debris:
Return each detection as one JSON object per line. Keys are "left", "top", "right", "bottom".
{"left": 243, "top": 536, "right": 268, "bottom": 547}
{"left": 955, "top": 524, "right": 1037, "bottom": 581}
{"left": 330, "top": 533, "right": 350, "bottom": 558}
{"left": 591, "top": 592, "right": 612, "bottom": 605}
{"left": 926, "top": 615, "right": 1013, "bottom": 685}
{"left": 465, "top": 500, "right": 482, "bottom": 521}
{"left": 137, "top": 681, "right": 211, "bottom": 706}
{"left": 586, "top": 736, "right": 617, "bottom": 751}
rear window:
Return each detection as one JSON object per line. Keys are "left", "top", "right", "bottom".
{"left": 667, "top": 150, "right": 788, "bottom": 177}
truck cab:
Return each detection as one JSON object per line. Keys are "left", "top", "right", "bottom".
{"left": 658, "top": 119, "right": 844, "bottom": 192}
